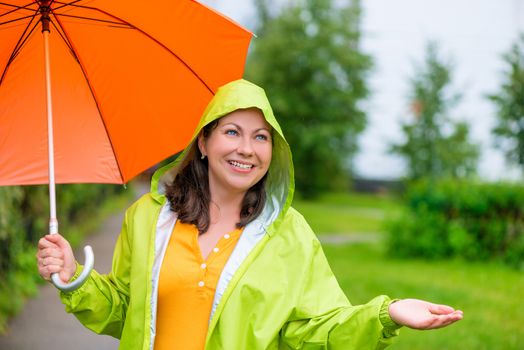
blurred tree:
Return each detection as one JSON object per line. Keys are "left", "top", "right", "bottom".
{"left": 489, "top": 35, "right": 524, "bottom": 174}
{"left": 247, "top": 0, "right": 371, "bottom": 197}
{"left": 391, "top": 42, "right": 479, "bottom": 180}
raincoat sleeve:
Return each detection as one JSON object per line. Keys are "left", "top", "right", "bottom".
{"left": 280, "top": 231, "right": 401, "bottom": 349}
{"left": 59, "top": 208, "right": 132, "bottom": 338}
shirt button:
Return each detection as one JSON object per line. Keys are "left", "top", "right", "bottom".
{"left": 198, "top": 281, "right": 205, "bottom": 287}
{"left": 213, "top": 247, "right": 219, "bottom": 253}
{"left": 200, "top": 263, "right": 207, "bottom": 269}
{"left": 224, "top": 234, "right": 230, "bottom": 239}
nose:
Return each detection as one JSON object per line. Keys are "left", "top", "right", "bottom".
{"left": 237, "top": 136, "right": 254, "bottom": 156}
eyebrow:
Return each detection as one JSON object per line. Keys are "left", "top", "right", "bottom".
{"left": 222, "top": 122, "right": 271, "bottom": 133}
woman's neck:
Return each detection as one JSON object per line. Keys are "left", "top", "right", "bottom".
{"left": 208, "top": 186, "right": 245, "bottom": 225}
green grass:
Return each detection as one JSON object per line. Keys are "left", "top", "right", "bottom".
{"left": 292, "top": 191, "right": 522, "bottom": 349}
{"left": 292, "top": 191, "right": 401, "bottom": 234}
{"left": 322, "top": 241, "right": 524, "bottom": 349}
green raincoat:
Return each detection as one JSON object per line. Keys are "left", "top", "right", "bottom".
{"left": 60, "top": 79, "right": 401, "bottom": 350}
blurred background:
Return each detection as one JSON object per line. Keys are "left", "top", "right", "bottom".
{"left": 1, "top": 0, "right": 523, "bottom": 349}
{"left": 206, "top": 0, "right": 524, "bottom": 183}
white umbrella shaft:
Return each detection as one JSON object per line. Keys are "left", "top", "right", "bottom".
{"left": 43, "top": 29, "right": 94, "bottom": 292}
{"left": 43, "top": 30, "right": 58, "bottom": 234}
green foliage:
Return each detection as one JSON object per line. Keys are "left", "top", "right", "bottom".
{"left": 247, "top": 0, "right": 372, "bottom": 197}
{"left": 391, "top": 42, "right": 479, "bottom": 180}
{"left": 386, "top": 179, "right": 524, "bottom": 268}
{"left": 0, "top": 187, "right": 24, "bottom": 275}
{"left": 489, "top": 34, "right": 524, "bottom": 173}
{"left": 0, "top": 184, "right": 123, "bottom": 334}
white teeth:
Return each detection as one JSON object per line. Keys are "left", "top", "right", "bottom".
{"left": 229, "top": 161, "right": 253, "bottom": 169}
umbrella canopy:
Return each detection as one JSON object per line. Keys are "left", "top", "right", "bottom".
{"left": 0, "top": 0, "right": 252, "bottom": 292}
{"left": 0, "top": 0, "right": 252, "bottom": 185}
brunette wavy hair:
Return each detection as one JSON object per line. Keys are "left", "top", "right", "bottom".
{"left": 165, "top": 119, "right": 268, "bottom": 234}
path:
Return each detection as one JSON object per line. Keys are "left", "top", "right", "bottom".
{"left": 318, "top": 232, "right": 382, "bottom": 244}
{"left": 0, "top": 181, "right": 149, "bottom": 350}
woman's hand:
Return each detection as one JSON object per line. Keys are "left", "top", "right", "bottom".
{"left": 389, "top": 298, "right": 463, "bottom": 329}
{"left": 36, "top": 234, "right": 77, "bottom": 283}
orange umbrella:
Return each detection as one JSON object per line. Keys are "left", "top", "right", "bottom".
{"left": 0, "top": 0, "right": 252, "bottom": 290}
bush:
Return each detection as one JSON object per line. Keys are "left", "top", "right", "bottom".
{"left": 386, "top": 179, "right": 524, "bottom": 268}
{"left": 0, "top": 183, "right": 123, "bottom": 333}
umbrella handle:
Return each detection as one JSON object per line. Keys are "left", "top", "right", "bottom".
{"left": 51, "top": 245, "right": 94, "bottom": 292}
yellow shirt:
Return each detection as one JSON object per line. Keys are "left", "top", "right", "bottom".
{"left": 154, "top": 221, "right": 243, "bottom": 350}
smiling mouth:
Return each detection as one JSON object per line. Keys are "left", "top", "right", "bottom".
{"left": 228, "top": 160, "right": 254, "bottom": 169}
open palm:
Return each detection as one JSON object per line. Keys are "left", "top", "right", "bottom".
{"left": 389, "top": 299, "right": 464, "bottom": 329}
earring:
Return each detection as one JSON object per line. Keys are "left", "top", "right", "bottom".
{"left": 201, "top": 154, "right": 206, "bottom": 159}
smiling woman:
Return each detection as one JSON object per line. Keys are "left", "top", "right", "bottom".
{"left": 36, "top": 79, "right": 462, "bottom": 350}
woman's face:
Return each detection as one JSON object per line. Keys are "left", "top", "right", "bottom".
{"left": 198, "top": 108, "right": 272, "bottom": 196}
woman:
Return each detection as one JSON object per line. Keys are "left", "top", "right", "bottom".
{"left": 37, "top": 79, "right": 462, "bottom": 350}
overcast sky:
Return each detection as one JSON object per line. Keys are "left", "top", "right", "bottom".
{"left": 200, "top": 0, "right": 524, "bottom": 181}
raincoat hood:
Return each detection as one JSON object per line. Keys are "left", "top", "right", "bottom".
{"left": 150, "top": 79, "right": 294, "bottom": 227}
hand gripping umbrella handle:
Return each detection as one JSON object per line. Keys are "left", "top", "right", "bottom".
{"left": 51, "top": 245, "right": 95, "bottom": 292}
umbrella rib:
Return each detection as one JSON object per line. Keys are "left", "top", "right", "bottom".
{"left": 51, "top": 0, "right": 90, "bottom": 15}
{"left": 50, "top": 1, "right": 214, "bottom": 94}
{"left": 8, "top": 12, "right": 39, "bottom": 59}
{"left": 54, "top": 13, "right": 131, "bottom": 27}
{"left": 52, "top": 13, "right": 126, "bottom": 183}
{"left": 0, "top": 9, "right": 39, "bottom": 86}
{"left": 123, "top": 27, "right": 214, "bottom": 95}
{"left": 48, "top": 13, "right": 80, "bottom": 59}
{"left": 0, "top": 13, "right": 36, "bottom": 26}
{"left": 0, "top": 2, "right": 35, "bottom": 16}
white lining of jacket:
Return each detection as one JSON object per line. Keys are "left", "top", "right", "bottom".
{"left": 148, "top": 196, "right": 281, "bottom": 350}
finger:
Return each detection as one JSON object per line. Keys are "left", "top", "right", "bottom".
{"left": 38, "top": 266, "right": 51, "bottom": 280}
{"left": 38, "top": 264, "right": 63, "bottom": 280}
{"left": 45, "top": 264, "right": 64, "bottom": 276}
{"left": 39, "top": 247, "right": 65, "bottom": 259}
{"left": 37, "top": 236, "right": 59, "bottom": 249}
{"left": 40, "top": 256, "right": 64, "bottom": 268}
{"left": 428, "top": 303, "right": 455, "bottom": 315}
{"left": 449, "top": 310, "right": 464, "bottom": 320}
{"left": 36, "top": 247, "right": 63, "bottom": 261}
{"left": 427, "top": 311, "right": 464, "bottom": 329}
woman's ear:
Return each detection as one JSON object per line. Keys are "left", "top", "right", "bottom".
{"left": 197, "top": 132, "right": 206, "bottom": 158}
